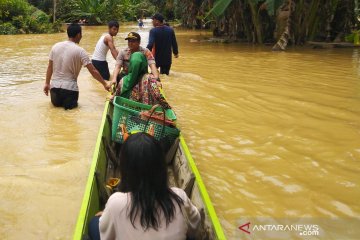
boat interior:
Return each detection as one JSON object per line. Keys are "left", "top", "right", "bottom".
{"left": 83, "top": 103, "right": 217, "bottom": 239}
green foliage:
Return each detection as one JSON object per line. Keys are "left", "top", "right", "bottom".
{"left": 56, "top": 0, "right": 156, "bottom": 24}
{"left": 31, "top": 9, "right": 50, "bottom": 24}
{"left": 0, "top": 0, "right": 59, "bottom": 34}
{"left": 206, "top": 0, "right": 234, "bottom": 18}
{"left": 130, "top": 0, "right": 156, "bottom": 19}
{"left": 264, "top": 0, "right": 284, "bottom": 16}
{"left": 173, "top": 0, "right": 185, "bottom": 20}
{"left": 28, "top": 0, "right": 52, "bottom": 14}
{"left": 205, "top": 0, "right": 283, "bottom": 19}
{"left": 101, "top": 0, "right": 124, "bottom": 21}
{"left": 56, "top": 0, "right": 82, "bottom": 22}
{"left": 12, "top": 15, "right": 25, "bottom": 29}
{"left": 117, "top": 0, "right": 156, "bottom": 20}
{"left": 0, "top": 0, "right": 30, "bottom": 22}
{"left": 0, "top": 22, "right": 18, "bottom": 34}
{"left": 77, "top": 0, "right": 107, "bottom": 24}
{"left": 345, "top": 30, "right": 359, "bottom": 43}
{"left": 148, "top": 0, "right": 166, "bottom": 12}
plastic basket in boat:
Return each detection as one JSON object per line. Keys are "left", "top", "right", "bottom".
{"left": 125, "top": 114, "right": 180, "bottom": 147}
{"left": 112, "top": 96, "right": 177, "bottom": 142}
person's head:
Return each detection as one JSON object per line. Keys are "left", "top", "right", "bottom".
{"left": 67, "top": 23, "right": 82, "bottom": 43}
{"left": 151, "top": 13, "right": 164, "bottom": 27}
{"left": 108, "top": 20, "right": 119, "bottom": 36}
{"left": 125, "top": 32, "right": 141, "bottom": 52}
{"left": 118, "top": 132, "right": 183, "bottom": 230}
{"left": 119, "top": 132, "right": 167, "bottom": 193}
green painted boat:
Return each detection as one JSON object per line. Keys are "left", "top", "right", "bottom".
{"left": 73, "top": 99, "right": 226, "bottom": 240}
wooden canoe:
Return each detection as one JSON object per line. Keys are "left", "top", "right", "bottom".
{"left": 73, "top": 100, "right": 226, "bottom": 239}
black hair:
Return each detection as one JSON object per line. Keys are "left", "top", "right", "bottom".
{"left": 67, "top": 23, "right": 82, "bottom": 38}
{"left": 118, "top": 132, "right": 183, "bottom": 230}
{"left": 108, "top": 20, "right": 119, "bottom": 28}
{"left": 152, "top": 13, "right": 164, "bottom": 23}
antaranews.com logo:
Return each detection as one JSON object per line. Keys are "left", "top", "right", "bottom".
{"left": 237, "top": 217, "right": 360, "bottom": 239}
{"left": 239, "top": 222, "right": 319, "bottom": 237}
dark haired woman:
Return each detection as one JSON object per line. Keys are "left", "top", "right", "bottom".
{"left": 95, "top": 133, "right": 200, "bottom": 239}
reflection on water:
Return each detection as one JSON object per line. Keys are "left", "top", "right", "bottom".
{"left": 0, "top": 22, "right": 360, "bottom": 239}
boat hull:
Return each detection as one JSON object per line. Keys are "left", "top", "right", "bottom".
{"left": 73, "top": 100, "right": 226, "bottom": 239}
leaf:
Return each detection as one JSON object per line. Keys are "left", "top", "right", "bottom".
{"left": 205, "top": 0, "right": 233, "bottom": 18}
{"left": 263, "top": 0, "right": 285, "bottom": 16}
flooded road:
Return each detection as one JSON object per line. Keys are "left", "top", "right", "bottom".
{"left": 0, "top": 22, "right": 359, "bottom": 239}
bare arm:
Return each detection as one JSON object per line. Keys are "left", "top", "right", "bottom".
{"left": 149, "top": 63, "right": 159, "bottom": 79}
{"left": 111, "top": 64, "right": 121, "bottom": 84}
{"left": 104, "top": 35, "right": 118, "bottom": 60}
{"left": 144, "top": 48, "right": 159, "bottom": 79}
{"left": 86, "top": 63, "right": 111, "bottom": 91}
{"left": 43, "top": 60, "right": 53, "bottom": 96}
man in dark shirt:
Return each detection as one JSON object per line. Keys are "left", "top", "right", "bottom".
{"left": 146, "top": 13, "right": 179, "bottom": 75}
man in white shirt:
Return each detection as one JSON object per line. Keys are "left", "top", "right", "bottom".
{"left": 43, "top": 23, "right": 111, "bottom": 110}
{"left": 92, "top": 20, "right": 119, "bottom": 80}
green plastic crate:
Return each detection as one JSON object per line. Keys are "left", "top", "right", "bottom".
{"left": 125, "top": 115, "right": 180, "bottom": 145}
{"left": 112, "top": 96, "right": 177, "bottom": 142}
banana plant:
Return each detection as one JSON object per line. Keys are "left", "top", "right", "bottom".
{"left": 178, "top": 0, "right": 356, "bottom": 46}
{"left": 205, "top": 0, "right": 284, "bottom": 43}
{"left": 76, "top": 0, "right": 107, "bottom": 24}
{"left": 272, "top": 0, "right": 293, "bottom": 50}
{"left": 205, "top": 0, "right": 233, "bottom": 18}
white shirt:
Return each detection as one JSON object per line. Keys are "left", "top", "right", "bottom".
{"left": 49, "top": 40, "right": 91, "bottom": 91}
{"left": 92, "top": 34, "right": 110, "bottom": 61}
{"left": 99, "top": 187, "right": 201, "bottom": 240}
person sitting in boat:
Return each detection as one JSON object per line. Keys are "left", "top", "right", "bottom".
{"left": 111, "top": 51, "right": 171, "bottom": 109}
{"left": 88, "top": 132, "right": 201, "bottom": 240}
{"left": 111, "top": 32, "right": 159, "bottom": 84}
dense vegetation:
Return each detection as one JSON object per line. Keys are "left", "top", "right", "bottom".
{"left": 0, "top": 0, "right": 61, "bottom": 34}
{"left": 152, "top": 0, "right": 359, "bottom": 49}
{"left": 55, "top": 0, "right": 156, "bottom": 24}
{"left": 1, "top": 0, "right": 359, "bottom": 50}
{"left": 0, "top": 0, "right": 156, "bottom": 34}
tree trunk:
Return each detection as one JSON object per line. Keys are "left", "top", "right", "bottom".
{"left": 248, "top": 0, "right": 263, "bottom": 44}
{"left": 272, "top": 0, "right": 294, "bottom": 50}
{"left": 53, "top": 0, "right": 56, "bottom": 23}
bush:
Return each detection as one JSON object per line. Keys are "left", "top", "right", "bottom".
{"left": 0, "top": 0, "right": 29, "bottom": 22}
{"left": 12, "top": 15, "right": 24, "bottom": 28}
{"left": 31, "top": 9, "right": 50, "bottom": 24}
{"left": 0, "top": 0, "right": 59, "bottom": 34}
{"left": 0, "top": 22, "right": 18, "bottom": 34}
{"left": 345, "top": 31, "right": 360, "bottom": 44}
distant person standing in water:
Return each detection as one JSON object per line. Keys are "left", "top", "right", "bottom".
{"left": 147, "top": 13, "right": 179, "bottom": 75}
{"left": 138, "top": 17, "right": 144, "bottom": 29}
{"left": 92, "top": 20, "right": 119, "bottom": 80}
{"left": 43, "top": 23, "right": 111, "bottom": 110}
